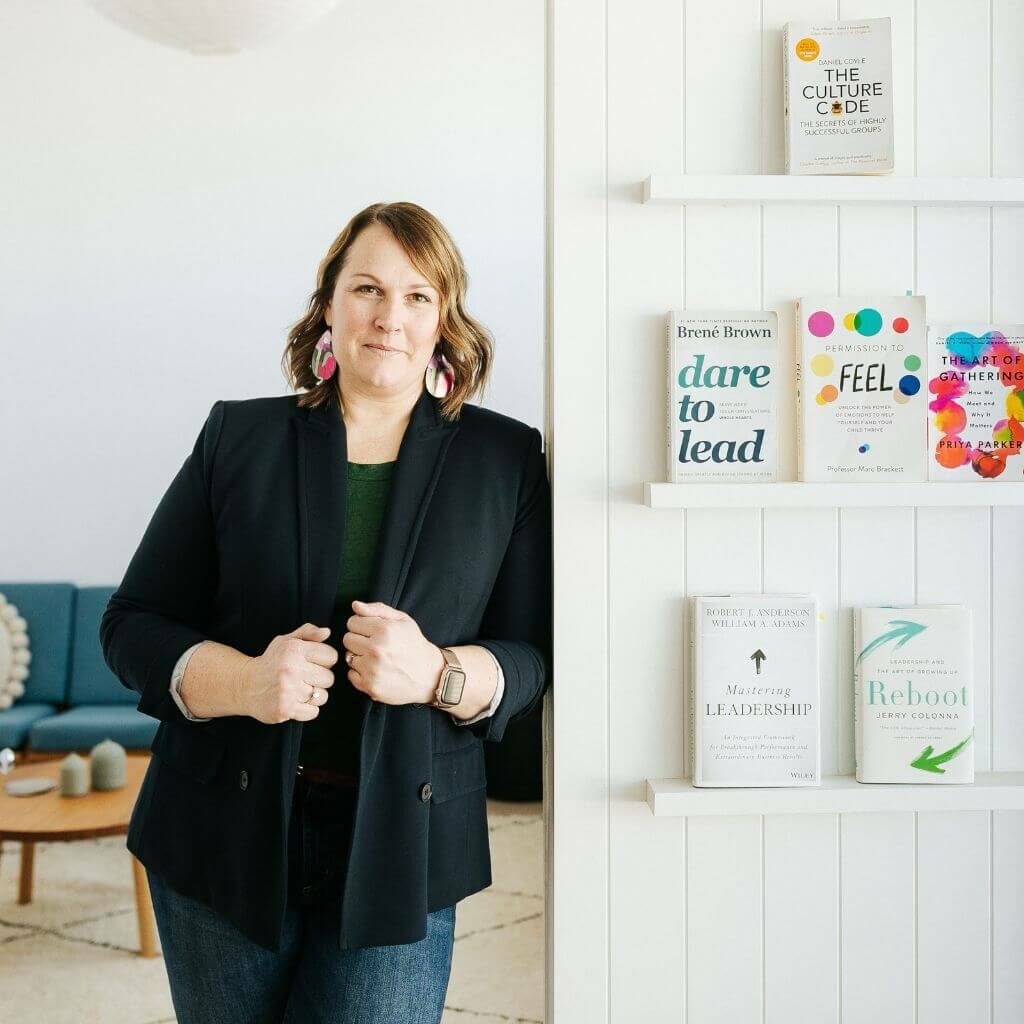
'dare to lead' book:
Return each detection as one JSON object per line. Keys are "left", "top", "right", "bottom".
{"left": 783, "top": 17, "right": 894, "bottom": 174}
{"left": 667, "top": 310, "right": 779, "bottom": 483}
{"left": 689, "top": 594, "right": 820, "bottom": 787}
{"left": 854, "top": 605, "right": 974, "bottom": 784}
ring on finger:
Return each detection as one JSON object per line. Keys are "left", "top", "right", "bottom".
{"left": 304, "top": 685, "right": 323, "bottom": 705}
{"left": 345, "top": 652, "right": 354, "bottom": 667}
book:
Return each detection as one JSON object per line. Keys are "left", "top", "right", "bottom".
{"left": 689, "top": 593, "right": 820, "bottom": 787}
{"left": 783, "top": 17, "right": 894, "bottom": 175}
{"left": 926, "top": 322, "right": 1024, "bottom": 481}
{"left": 795, "top": 295, "right": 927, "bottom": 481}
{"left": 853, "top": 605, "right": 974, "bottom": 784}
{"left": 666, "top": 310, "right": 779, "bottom": 483}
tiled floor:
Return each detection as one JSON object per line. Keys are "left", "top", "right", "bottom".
{"left": 0, "top": 798, "right": 544, "bottom": 1024}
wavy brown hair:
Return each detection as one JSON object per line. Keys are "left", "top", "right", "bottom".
{"left": 281, "top": 202, "right": 494, "bottom": 421}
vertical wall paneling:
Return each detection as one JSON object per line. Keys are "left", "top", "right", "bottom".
{"left": 608, "top": 0, "right": 688, "bottom": 1018}
{"left": 548, "top": 0, "right": 609, "bottom": 1020}
{"left": 764, "top": 814, "right": 840, "bottom": 1024}
{"left": 550, "top": 0, "right": 1023, "bottom": 1017}
{"left": 990, "top": 4, "right": 1024, "bottom": 1019}
{"left": 841, "top": 813, "right": 917, "bottom": 1023}
{"left": 917, "top": 811, "right": 992, "bottom": 1023}
{"left": 838, "top": 512, "right": 917, "bottom": 1020}
{"left": 914, "top": 6, "right": 994, "bottom": 1021}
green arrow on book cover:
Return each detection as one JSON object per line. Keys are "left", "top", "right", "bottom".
{"left": 854, "top": 618, "right": 927, "bottom": 663}
{"left": 910, "top": 728, "right": 975, "bottom": 774}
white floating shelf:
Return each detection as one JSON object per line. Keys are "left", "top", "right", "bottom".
{"left": 645, "top": 481, "right": 1024, "bottom": 509}
{"left": 643, "top": 174, "right": 1024, "bottom": 207}
{"left": 646, "top": 773, "right": 1024, "bottom": 817}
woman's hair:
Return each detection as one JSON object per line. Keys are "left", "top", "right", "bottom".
{"left": 282, "top": 201, "right": 494, "bottom": 421}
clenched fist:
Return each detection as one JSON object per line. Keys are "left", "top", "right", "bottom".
{"left": 244, "top": 622, "right": 339, "bottom": 724}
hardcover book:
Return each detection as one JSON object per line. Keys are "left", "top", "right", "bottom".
{"left": 667, "top": 310, "right": 779, "bottom": 483}
{"left": 926, "top": 322, "right": 1024, "bottom": 481}
{"left": 795, "top": 295, "right": 927, "bottom": 481}
{"left": 689, "top": 593, "right": 820, "bottom": 787}
{"left": 783, "top": 17, "right": 894, "bottom": 175}
{"left": 853, "top": 605, "right": 974, "bottom": 784}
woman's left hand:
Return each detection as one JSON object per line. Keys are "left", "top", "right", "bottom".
{"left": 342, "top": 600, "right": 442, "bottom": 705}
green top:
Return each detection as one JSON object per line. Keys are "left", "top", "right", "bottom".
{"left": 297, "top": 460, "right": 395, "bottom": 776}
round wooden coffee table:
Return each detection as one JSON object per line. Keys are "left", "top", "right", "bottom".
{"left": 0, "top": 753, "right": 157, "bottom": 957}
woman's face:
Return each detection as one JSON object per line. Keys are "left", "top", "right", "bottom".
{"left": 324, "top": 223, "right": 442, "bottom": 400}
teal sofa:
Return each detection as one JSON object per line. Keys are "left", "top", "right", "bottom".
{"left": 0, "top": 582, "right": 158, "bottom": 755}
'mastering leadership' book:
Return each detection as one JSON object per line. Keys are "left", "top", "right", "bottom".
{"left": 666, "top": 310, "right": 779, "bottom": 483}
{"left": 783, "top": 17, "right": 894, "bottom": 175}
{"left": 926, "top": 322, "right": 1024, "bottom": 482}
{"left": 690, "top": 594, "right": 820, "bottom": 787}
{"left": 853, "top": 605, "right": 974, "bottom": 784}
{"left": 795, "top": 295, "right": 927, "bottom": 481}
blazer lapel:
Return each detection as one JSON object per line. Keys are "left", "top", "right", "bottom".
{"left": 291, "top": 386, "right": 461, "bottom": 774}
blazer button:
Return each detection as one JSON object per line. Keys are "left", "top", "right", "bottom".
{"left": 419, "top": 782, "right": 432, "bottom": 803}
{"left": 239, "top": 770, "right": 249, "bottom": 791}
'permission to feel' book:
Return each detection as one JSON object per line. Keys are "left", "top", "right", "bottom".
{"left": 853, "top": 605, "right": 974, "bottom": 784}
{"left": 796, "top": 295, "right": 927, "bottom": 481}
{"left": 783, "top": 17, "right": 894, "bottom": 174}
{"left": 667, "top": 310, "right": 779, "bottom": 483}
{"left": 690, "top": 594, "right": 820, "bottom": 787}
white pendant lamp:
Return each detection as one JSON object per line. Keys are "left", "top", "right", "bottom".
{"left": 85, "top": 0, "right": 345, "bottom": 55}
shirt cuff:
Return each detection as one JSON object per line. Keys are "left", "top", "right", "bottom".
{"left": 450, "top": 648, "right": 504, "bottom": 726}
{"left": 169, "top": 641, "right": 213, "bottom": 722}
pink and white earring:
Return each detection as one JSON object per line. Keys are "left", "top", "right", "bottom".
{"left": 425, "top": 349, "right": 454, "bottom": 399}
{"left": 311, "top": 328, "right": 337, "bottom": 382}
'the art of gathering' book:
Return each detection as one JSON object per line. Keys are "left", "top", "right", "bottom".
{"left": 795, "top": 295, "right": 927, "bottom": 481}
{"left": 783, "top": 17, "right": 894, "bottom": 175}
{"left": 667, "top": 310, "right": 779, "bottom": 483}
{"left": 689, "top": 594, "right": 820, "bottom": 788}
{"left": 926, "top": 322, "right": 1024, "bottom": 481}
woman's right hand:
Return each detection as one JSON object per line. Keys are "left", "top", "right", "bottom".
{"left": 244, "top": 623, "right": 338, "bottom": 724}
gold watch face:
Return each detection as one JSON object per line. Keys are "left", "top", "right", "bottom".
{"left": 439, "top": 668, "right": 466, "bottom": 706}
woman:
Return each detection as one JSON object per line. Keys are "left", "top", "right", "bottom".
{"left": 99, "top": 201, "right": 552, "bottom": 1024}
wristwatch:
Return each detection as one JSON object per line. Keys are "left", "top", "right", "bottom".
{"left": 431, "top": 647, "right": 466, "bottom": 709}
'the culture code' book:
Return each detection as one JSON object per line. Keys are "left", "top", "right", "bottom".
{"left": 666, "top": 310, "right": 779, "bottom": 483}
{"left": 783, "top": 17, "right": 894, "bottom": 174}
{"left": 926, "top": 322, "right": 1024, "bottom": 481}
{"left": 795, "top": 295, "right": 927, "bottom": 481}
{"left": 689, "top": 594, "right": 820, "bottom": 788}
{"left": 853, "top": 605, "right": 974, "bottom": 784}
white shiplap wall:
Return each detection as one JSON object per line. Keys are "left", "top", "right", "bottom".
{"left": 549, "top": 1, "right": 1024, "bottom": 1021}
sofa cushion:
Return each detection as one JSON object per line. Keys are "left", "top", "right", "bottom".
{"left": 0, "top": 583, "right": 75, "bottom": 704}
{"left": 28, "top": 705, "right": 159, "bottom": 752}
{"left": 68, "top": 586, "right": 136, "bottom": 705}
{"left": 0, "top": 702, "right": 59, "bottom": 749}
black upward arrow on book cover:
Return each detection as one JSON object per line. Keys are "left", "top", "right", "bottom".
{"left": 751, "top": 649, "right": 766, "bottom": 674}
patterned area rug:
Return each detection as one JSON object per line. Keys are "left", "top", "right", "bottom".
{"left": 0, "top": 799, "right": 543, "bottom": 1024}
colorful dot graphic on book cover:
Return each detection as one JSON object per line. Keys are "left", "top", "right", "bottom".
{"left": 807, "top": 311, "right": 835, "bottom": 337}
{"left": 858, "top": 444, "right": 870, "bottom": 453}
{"left": 852, "top": 308, "right": 883, "bottom": 336}
{"left": 893, "top": 317, "right": 910, "bottom": 333}
{"left": 898, "top": 374, "right": 921, "bottom": 397}
{"left": 904, "top": 354, "right": 921, "bottom": 371}
{"left": 810, "top": 354, "right": 834, "bottom": 376}
{"left": 816, "top": 384, "right": 838, "bottom": 404}
{"left": 843, "top": 312, "right": 857, "bottom": 331}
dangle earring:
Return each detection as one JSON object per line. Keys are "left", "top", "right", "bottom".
{"left": 425, "top": 348, "right": 454, "bottom": 399}
{"left": 311, "top": 328, "right": 337, "bottom": 382}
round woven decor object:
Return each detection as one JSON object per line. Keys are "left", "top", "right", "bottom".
{"left": 0, "top": 593, "right": 31, "bottom": 710}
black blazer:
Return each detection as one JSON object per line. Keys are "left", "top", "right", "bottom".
{"left": 99, "top": 386, "right": 552, "bottom": 952}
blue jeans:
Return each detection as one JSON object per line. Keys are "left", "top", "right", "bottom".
{"left": 146, "top": 774, "right": 456, "bottom": 1024}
